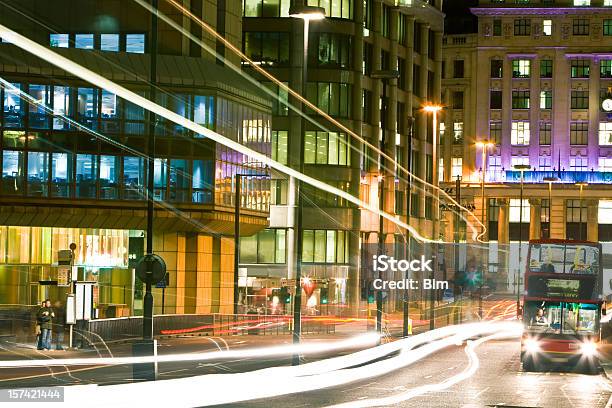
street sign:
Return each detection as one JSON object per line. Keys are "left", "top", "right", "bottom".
{"left": 135, "top": 254, "right": 167, "bottom": 285}
{"left": 57, "top": 265, "right": 70, "bottom": 287}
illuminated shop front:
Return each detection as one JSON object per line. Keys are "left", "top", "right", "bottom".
{"left": 0, "top": 226, "right": 136, "bottom": 310}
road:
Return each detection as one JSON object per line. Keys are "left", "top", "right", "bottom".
{"left": 222, "top": 339, "right": 612, "bottom": 408}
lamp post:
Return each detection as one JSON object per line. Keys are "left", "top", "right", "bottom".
{"left": 475, "top": 141, "right": 494, "bottom": 238}
{"left": 575, "top": 182, "right": 588, "bottom": 240}
{"left": 543, "top": 176, "right": 559, "bottom": 238}
{"left": 513, "top": 164, "right": 530, "bottom": 314}
{"left": 371, "top": 69, "right": 400, "bottom": 339}
{"left": 289, "top": 4, "right": 325, "bottom": 365}
{"left": 423, "top": 104, "right": 442, "bottom": 331}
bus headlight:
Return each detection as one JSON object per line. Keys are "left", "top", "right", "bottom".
{"left": 524, "top": 338, "right": 540, "bottom": 354}
{"left": 580, "top": 341, "right": 597, "bottom": 357}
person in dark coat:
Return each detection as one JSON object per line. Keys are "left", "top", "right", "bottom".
{"left": 36, "top": 299, "right": 55, "bottom": 350}
{"left": 35, "top": 301, "right": 45, "bottom": 349}
{"left": 53, "top": 300, "right": 65, "bottom": 350}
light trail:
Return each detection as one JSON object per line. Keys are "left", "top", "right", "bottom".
{"left": 0, "top": 333, "right": 379, "bottom": 368}
{"left": 137, "top": 0, "right": 487, "bottom": 242}
{"left": 45, "top": 322, "right": 520, "bottom": 408}
{"left": 327, "top": 329, "right": 521, "bottom": 408}
{"left": 0, "top": 24, "right": 440, "bottom": 243}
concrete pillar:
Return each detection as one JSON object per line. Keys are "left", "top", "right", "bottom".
{"left": 529, "top": 199, "right": 542, "bottom": 239}
{"left": 587, "top": 199, "right": 599, "bottom": 242}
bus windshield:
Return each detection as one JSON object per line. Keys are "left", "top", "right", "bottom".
{"left": 528, "top": 243, "right": 599, "bottom": 274}
{"left": 525, "top": 301, "right": 599, "bottom": 335}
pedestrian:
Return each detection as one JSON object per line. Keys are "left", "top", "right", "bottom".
{"left": 35, "top": 301, "right": 44, "bottom": 349}
{"left": 37, "top": 299, "right": 55, "bottom": 351}
{"left": 53, "top": 300, "right": 65, "bottom": 350}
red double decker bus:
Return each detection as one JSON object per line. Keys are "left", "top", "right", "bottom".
{"left": 520, "top": 239, "right": 605, "bottom": 373}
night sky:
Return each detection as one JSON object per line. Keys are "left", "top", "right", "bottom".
{"left": 443, "top": 0, "right": 478, "bottom": 34}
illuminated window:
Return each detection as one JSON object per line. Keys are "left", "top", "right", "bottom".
{"left": 512, "top": 60, "right": 530, "bottom": 78}
{"left": 511, "top": 156, "right": 529, "bottom": 168}
{"left": 599, "top": 201, "right": 612, "bottom": 224}
{"left": 511, "top": 121, "right": 530, "bottom": 145}
{"left": 599, "top": 157, "right": 612, "bottom": 171}
{"left": 451, "top": 157, "right": 462, "bottom": 178}
{"left": 543, "top": 20, "right": 552, "bottom": 36}
{"left": 126, "top": 34, "right": 145, "bottom": 53}
{"left": 2, "top": 150, "right": 23, "bottom": 195}
{"left": 601, "top": 123, "right": 612, "bottom": 146}
{"left": 573, "top": 0, "right": 590, "bottom": 5}
{"left": 439, "top": 158, "right": 444, "bottom": 182}
{"left": 100, "top": 34, "right": 119, "bottom": 51}
{"left": 605, "top": 0, "right": 612, "bottom": 5}
{"left": 539, "top": 156, "right": 552, "bottom": 171}
{"left": 271, "top": 130, "right": 288, "bottom": 165}
{"left": 453, "top": 122, "right": 463, "bottom": 144}
{"left": 509, "top": 199, "right": 530, "bottom": 223}
{"left": 540, "top": 90, "right": 552, "bottom": 109}
{"left": 488, "top": 155, "right": 502, "bottom": 181}
{"left": 50, "top": 33, "right": 69, "bottom": 48}
{"left": 307, "top": 0, "right": 352, "bottom": 19}
{"left": 570, "top": 156, "right": 588, "bottom": 171}
{"left": 240, "top": 229, "right": 286, "bottom": 264}
{"left": 302, "top": 229, "right": 349, "bottom": 264}
{"left": 304, "top": 131, "right": 351, "bottom": 165}
{"left": 75, "top": 34, "right": 94, "bottom": 49}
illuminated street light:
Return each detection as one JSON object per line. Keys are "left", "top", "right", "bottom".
{"left": 289, "top": 4, "right": 325, "bottom": 365}
{"left": 423, "top": 103, "right": 443, "bottom": 330}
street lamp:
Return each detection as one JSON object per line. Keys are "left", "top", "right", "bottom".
{"left": 371, "top": 69, "right": 400, "bottom": 340}
{"left": 543, "top": 176, "right": 559, "bottom": 238}
{"left": 513, "top": 164, "right": 530, "bottom": 314}
{"left": 475, "top": 141, "right": 494, "bottom": 239}
{"left": 423, "top": 104, "right": 443, "bottom": 331}
{"left": 575, "top": 181, "right": 588, "bottom": 240}
{"left": 289, "top": 4, "right": 325, "bottom": 365}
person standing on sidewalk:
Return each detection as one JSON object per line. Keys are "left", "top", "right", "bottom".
{"left": 37, "top": 299, "right": 55, "bottom": 350}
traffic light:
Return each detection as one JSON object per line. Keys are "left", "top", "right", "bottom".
{"left": 279, "top": 286, "right": 291, "bottom": 304}
{"left": 320, "top": 287, "right": 328, "bottom": 304}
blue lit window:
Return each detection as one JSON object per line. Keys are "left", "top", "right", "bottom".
{"left": 2, "top": 150, "right": 23, "bottom": 195}
{"left": 126, "top": 34, "right": 145, "bottom": 53}
{"left": 123, "top": 156, "right": 145, "bottom": 200}
{"left": 27, "top": 151, "right": 49, "bottom": 197}
{"left": 52, "top": 86, "right": 71, "bottom": 130}
{"left": 169, "top": 159, "right": 189, "bottom": 202}
{"left": 77, "top": 88, "right": 98, "bottom": 129}
{"left": 100, "top": 155, "right": 119, "bottom": 199}
{"left": 76, "top": 154, "right": 97, "bottom": 198}
{"left": 100, "top": 34, "right": 119, "bottom": 51}
{"left": 101, "top": 90, "right": 119, "bottom": 133}
{"left": 75, "top": 34, "right": 94, "bottom": 49}
{"left": 154, "top": 158, "right": 167, "bottom": 200}
{"left": 28, "top": 84, "right": 51, "bottom": 129}
{"left": 50, "top": 34, "right": 69, "bottom": 48}
{"left": 3, "top": 83, "right": 24, "bottom": 128}
{"left": 192, "top": 160, "right": 213, "bottom": 203}
{"left": 193, "top": 95, "right": 215, "bottom": 134}
{"left": 51, "top": 152, "right": 71, "bottom": 197}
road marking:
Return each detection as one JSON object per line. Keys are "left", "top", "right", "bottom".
{"left": 471, "top": 386, "right": 490, "bottom": 398}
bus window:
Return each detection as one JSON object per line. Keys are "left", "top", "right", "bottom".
{"left": 565, "top": 245, "right": 599, "bottom": 275}
{"left": 525, "top": 301, "right": 561, "bottom": 334}
{"left": 529, "top": 244, "right": 564, "bottom": 273}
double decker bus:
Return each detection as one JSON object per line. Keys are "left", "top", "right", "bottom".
{"left": 520, "top": 239, "right": 605, "bottom": 373}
